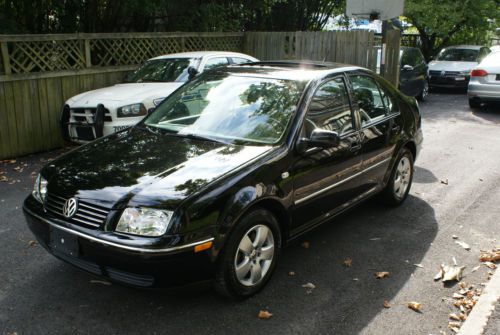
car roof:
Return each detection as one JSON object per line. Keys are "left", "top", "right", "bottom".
{"left": 216, "top": 61, "right": 366, "bottom": 81}
{"left": 149, "top": 51, "right": 256, "bottom": 61}
{"left": 443, "top": 45, "right": 485, "bottom": 50}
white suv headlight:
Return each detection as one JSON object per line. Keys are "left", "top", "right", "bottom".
{"left": 33, "top": 174, "right": 48, "bottom": 203}
{"left": 116, "top": 208, "right": 174, "bottom": 237}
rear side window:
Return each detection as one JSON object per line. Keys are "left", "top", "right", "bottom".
{"left": 232, "top": 57, "right": 253, "bottom": 64}
{"left": 349, "top": 75, "right": 398, "bottom": 126}
{"left": 305, "top": 77, "right": 353, "bottom": 136}
{"left": 204, "top": 57, "right": 229, "bottom": 71}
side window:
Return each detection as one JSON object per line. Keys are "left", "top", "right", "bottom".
{"left": 349, "top": 75, "right": 396, "bottom": 126}
{"left": 203, "top": 57, "right": 229, "bottom": 71}
{"left": 304, "top": 77, "right": 353, "bottom": 137}
{"left": 232, "top": 57, "right": 253, "bottom": 64}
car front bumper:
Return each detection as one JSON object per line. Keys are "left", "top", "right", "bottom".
{"left": 23, "top": 196, "right": 216, "bottom": 288}
{"left": 468, "top": 81, "right": 500, "bottom": 102}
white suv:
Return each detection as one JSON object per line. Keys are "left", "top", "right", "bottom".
{"left": 61, "top": 51, "right": 258, "bottom": 143}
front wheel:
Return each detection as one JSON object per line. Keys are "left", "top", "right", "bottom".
{"left": 380, "top": 148, "right": 414, "bottom": 206}
{"left": 214, "top": 209, "right": 281, "bottom": 299}
{"left": 469, "top": 98, "right": 481, "bottom": 109}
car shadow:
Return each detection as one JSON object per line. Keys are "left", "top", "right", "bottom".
{"left": 2, "top": 195, "right": 437, "bottom": 335}
{"left": 413, "top": 166, "right": 439, "bottom": 184}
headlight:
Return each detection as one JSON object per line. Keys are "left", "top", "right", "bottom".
{"left": 116, "top": 208, "right": 174, "bottom": 236}
{"left": 117, "top": 103, "right": 147, "bottom": 118}
{"left": 32, "top": 174, "right": 48, "bottom": 203}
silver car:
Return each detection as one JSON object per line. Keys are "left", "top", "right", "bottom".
{"left": 468, "top": 51, "right": 500, "bottom": 108}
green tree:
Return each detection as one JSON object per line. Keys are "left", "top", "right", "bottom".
{"left": 404, "top": 0, "right": 500, "bottom": 60}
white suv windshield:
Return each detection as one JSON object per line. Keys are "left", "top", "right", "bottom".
{"left": 144, "top": 73, "right": 305, "bottom": 145}
{"left": 125, "top": 58, "right": 199, "bottom": 83}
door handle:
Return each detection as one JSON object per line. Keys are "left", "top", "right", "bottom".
{"left": 350, "top": 142, "right": 362, "bottom": 152}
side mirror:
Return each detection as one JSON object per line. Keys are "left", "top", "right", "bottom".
{"left": 187, "top": 66, "right": 199, "bottom": 80}
{"left": 306, "top": 129, "right": 340, "bottom": 149}
{"left": 402, "top": 64, "right": 414, "bottom": 71}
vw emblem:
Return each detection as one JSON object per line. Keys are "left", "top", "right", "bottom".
{"left": 62, "top": 198, "right": 78, "bottom": 218}
{"left": 441, "top": 70, "right": 446, "bottom": 76}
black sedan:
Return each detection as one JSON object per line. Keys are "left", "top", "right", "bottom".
{"left": 24, "top": 61, "right": 423, "bottom": 298}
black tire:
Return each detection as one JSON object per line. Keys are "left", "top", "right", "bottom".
{"left": 469, "top": 98, "right": 481, "bottom": 109}
{"left": 417, "top": 81, "right": 429, "bottom": 101}
{"left": 380, "top": 148, "right": 414, "bottom": 207}
{"left": 213, "top": 208, "right": 281, "bottom": 299}
{"left": 94, "top": 104, "right": 105, "bottom": 138}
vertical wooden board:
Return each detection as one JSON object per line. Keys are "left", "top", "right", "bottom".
{"left": 28, "top": 79, "right": 44, "bottom": 152}
{"left": 46, "top": 77, "right": 64, "bottom": 148}
{"left": 0, "top": 82, "right": 13, "bottom": 158}
{"left": 294, "top": 32, "right": 301, "bottom": 60}
{"left": 12, "top": 80, "right": 31, "bottom": 155}
{"left": 2, "top": 82, "right": 19, "bottom": 157}
{"left": 37, "top": 78, "right": 53, "bottom": 151}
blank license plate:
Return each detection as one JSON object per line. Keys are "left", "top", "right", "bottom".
{"left": 50, "top": 227, "right": 79, "bottom": 257}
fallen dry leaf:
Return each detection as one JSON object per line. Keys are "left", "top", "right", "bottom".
{"left": 441, "top": 179, "right": 449, "bottom": 185}
{"left": 13, "top": 166, "right": 24, "bottom": 173}
{"left": 343, "top": 258, "right": 352, "bottom": 267}
{"left": 471, "top": 265, "right": 480, "bottom": 273}
{"left": 455, "top": 240, "right": 471, "bottom": 251}
{"left": 453, "top": 293, "right": 464, "bottom": 299}
{"left": 288, "top": 271, "right": 295, "bottom": 276}
{"left": 407, "top": 302, "right": 422, "bottom": 312}
{"left": 258, "top": 310, "right": 273, "bottom": 319}
{"left": 374, "top": 271, "right": 390, "bottom": 279}
{"left": 0, "top": 175, "right": 7, "bottom": 182}
{"left": 449, "top": 313, "right": 461, "bottom": 321}
{"left": 301, "top": 241, "right": 310, "bottom": 249}
{"left": 443, "top": 266, "right": 466, "bottom": 282}
{"left": 479, "top": 249, "right": 500, "bottom": 263}
{"left": 28, "top": 240, "right": 36, "bottom": 246}
{"left": 483, "top": 261, "right": 497, "bottom": 269}
{"left": 0, "top": 159, "right": 16, "bottom": 164}
{"left": 414, "top": 263, "right": 424, "bottom": 268}
{"left": 302, "top": 282, "right": 315, "bottom": 290}
{"left": 383, "top": 300, "right": 391, "bottom": 308}
{"left": 452, "top": 235, "right": 458, "bottom": 239}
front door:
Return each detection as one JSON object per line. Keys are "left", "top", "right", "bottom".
{"left": 348, "top": 74, "right": 400, "bottom": 192}
{"left": 290, "top": 76, "right": 363, "bottom": 233}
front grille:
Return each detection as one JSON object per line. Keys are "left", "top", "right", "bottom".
{"left": 429, "top": 70, "right": 462, "bottom": 77}
{"left": 45, "top": 193, "right": 110, "bottom": 229}
{"left": 71, "top": 107, "right": 112, "bottom": 122}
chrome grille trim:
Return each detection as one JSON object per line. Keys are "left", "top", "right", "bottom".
{"left": 44, "top": 193, "right": 110, "bottom": 229}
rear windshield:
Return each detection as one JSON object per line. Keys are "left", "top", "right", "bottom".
{"left": 436, "top": 48, "right": 479, "bottom": 62}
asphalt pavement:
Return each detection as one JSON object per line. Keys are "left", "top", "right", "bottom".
{"left": 0, "top": 91, "right": 499, "bottom": 335}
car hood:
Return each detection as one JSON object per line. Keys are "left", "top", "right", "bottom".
{"left": 428, "top": 61, "right": 478, "bottom": 72}
{"left": 67, "top": 83, "right": 183, "bottom": 106}
{"left": 43, "top": 128, "right": 272, "bottom": 208}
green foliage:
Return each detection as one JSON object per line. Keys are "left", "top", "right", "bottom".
{"left": 0, "top": 0, "right": 344, "bottom": 34}
{"left": 404, "top": 0, "right": 499, "bottom": 60}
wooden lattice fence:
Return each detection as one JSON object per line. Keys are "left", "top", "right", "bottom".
{"left": 0, "top": 33, "right": 244, "bottom": 75}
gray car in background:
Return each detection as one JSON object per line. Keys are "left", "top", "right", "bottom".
{"left": 468, "top": 51, "right": 500, "bottom": 108}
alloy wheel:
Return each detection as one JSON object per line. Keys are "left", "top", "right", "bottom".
{"left": 393, "top": 156, "right": 412, "bottom": 199}
{"left": 234, "top": 224, "right": 275, "bottom": 287}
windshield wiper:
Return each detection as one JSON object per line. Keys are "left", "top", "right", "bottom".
{"left": 177, "top": 132, "right": 230, "bottom": 145}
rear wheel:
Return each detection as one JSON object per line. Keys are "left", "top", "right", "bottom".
{"left": 469, "top": 98, "right": 481, "bottom": 109}
{"left": 214, "top": 208, "right": 281, "bottom": 299}
{"left": 417, "top": 81, "right": 429, "bottom": 101}
{"left": 380, "top": 148, "right": 414, "bottom": 206}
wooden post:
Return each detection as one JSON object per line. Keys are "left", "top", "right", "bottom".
{"left": 1, "top": 42, "right": 12, "bottom": 75}
{"left": 84, "top": 39, "right": 91, "bottom": 68}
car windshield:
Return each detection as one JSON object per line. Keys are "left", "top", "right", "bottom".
{"left": 124, "top": 58, "right": 199, "bottom": 83}
{"left": 436, "top": 48, "right": 479, "bottom": 62}
{"left": 144, "top": 73, "right": 305, "bottom": 145}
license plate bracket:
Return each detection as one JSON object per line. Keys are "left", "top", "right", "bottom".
{"left": 50, "top": 227, "right": 80, "bottom": 257}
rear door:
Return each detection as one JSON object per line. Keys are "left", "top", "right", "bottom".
{"left": 348, "top": 73, "right": 401, "bottom": 192}
{"left": 291, "top": 76, "right": 363, "bottom": 231}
